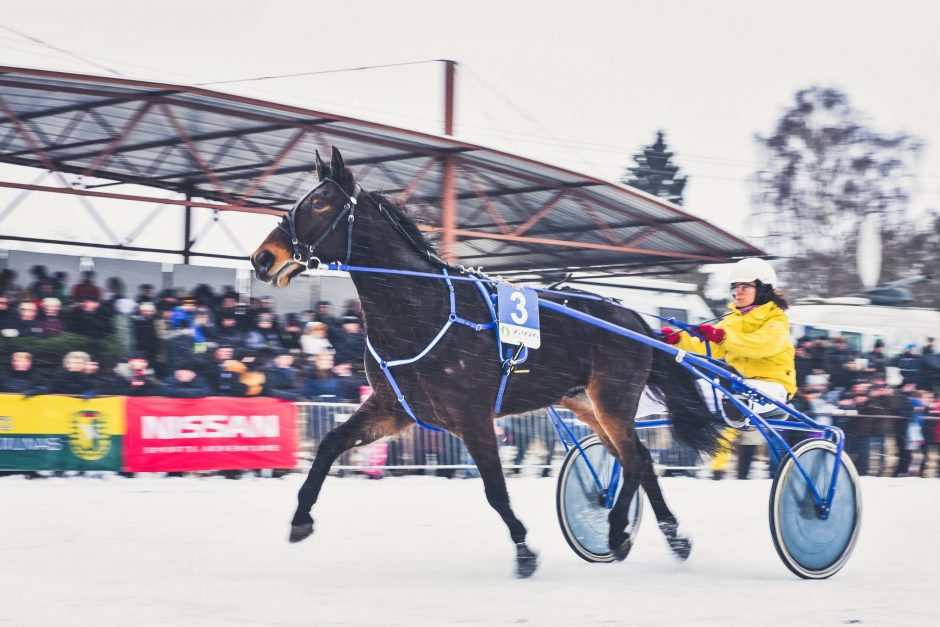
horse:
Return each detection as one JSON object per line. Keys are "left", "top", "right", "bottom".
{"left": 250, "top": 146, "right": 721, "bottom": 577}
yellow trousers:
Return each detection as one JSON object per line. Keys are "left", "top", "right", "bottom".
{"left": 711, "top": 428, "right": 739, "bottom": 472}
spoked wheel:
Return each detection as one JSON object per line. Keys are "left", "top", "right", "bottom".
{"left": 769, "top": 437, "right": 862, "bottom": 579}
{"left": 556, "top": 434, "right": 644, "bottom": 563}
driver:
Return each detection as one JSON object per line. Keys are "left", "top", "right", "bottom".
{"left": 657, "top": 258, "right": 796, "bottom": 478}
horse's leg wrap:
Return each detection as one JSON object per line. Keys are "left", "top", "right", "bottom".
{"left": 659, "top": 520, "right": 692, "bottom": 560}
{"left": 515, "top": 542, "right": 538, "bottom": 579}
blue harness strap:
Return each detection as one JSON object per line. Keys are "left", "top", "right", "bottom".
{"left": 365, "top": 266, "right": 499, "bottom": 431}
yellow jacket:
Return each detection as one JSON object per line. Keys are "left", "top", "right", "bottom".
{"left": 674, "top": 301, "right": 796, "bottom": 396}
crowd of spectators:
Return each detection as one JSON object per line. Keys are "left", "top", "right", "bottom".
{"left": 2, "top": 264, "right": 940, "bottom": 479}
{"left": 786, "top": 334, "right": 940, "bottom": 478}
{"left": 0, "top": 264, "right": 371, "bottom": 405}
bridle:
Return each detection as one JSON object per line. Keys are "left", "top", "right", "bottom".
{"left": 276, "top": 176, "right": 448, "bottom": 271}
{"left": 276, "top": 177, "right": 361, "bottom": 270}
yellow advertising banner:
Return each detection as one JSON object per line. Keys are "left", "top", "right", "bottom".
{"left": 0, "top": 394, "right": 126, "bottom": 470}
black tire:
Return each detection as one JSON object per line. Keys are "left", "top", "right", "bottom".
{"left": 556, "top": 434, "right": 644, "bottom": 563}
{"left": 769, "top": 438, "right": 862, "bottom": 579}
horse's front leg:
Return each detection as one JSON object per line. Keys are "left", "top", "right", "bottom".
{"left": 290, "top": 396, "right": 405, "bottom": 543}
{"left": 460, "top": 419, "right": 538, "bottom": 578}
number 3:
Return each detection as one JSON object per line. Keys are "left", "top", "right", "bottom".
{"left": 510, "top": 291, "right": 528, "bottom": 325}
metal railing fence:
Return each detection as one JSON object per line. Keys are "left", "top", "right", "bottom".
{"left": 293, "top": 402, "right": 701, "bottom": 476}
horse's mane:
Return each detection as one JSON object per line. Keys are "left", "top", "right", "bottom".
{"left": 368, "top": 191, "right": 445, "bottom": 265}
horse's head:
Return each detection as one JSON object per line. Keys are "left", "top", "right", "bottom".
{"left": 251, "top": 146, "right": 360, "bottom": 286}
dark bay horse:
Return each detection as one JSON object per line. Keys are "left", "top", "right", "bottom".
{"left": 251, "top": 147, "right": 721, "bottom": 577}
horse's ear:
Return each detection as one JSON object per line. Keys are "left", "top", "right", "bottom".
{"left": 314, "top": 150, "right": 329, "bottom": 181}
{"left": 330, "top": 146, "right": 346, "bottom": 180}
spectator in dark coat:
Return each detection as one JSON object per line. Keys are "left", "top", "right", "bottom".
{"left": 314, "top": 300, "right": 341, "bottom": 342}
{"left": 208, "top": 346, "right": 247, "bottom": 396}
{"left": 922, "top": 337, "right": 940, "bottom": 392}
{"left": 893, "top": 382, "right": 918, "bottom": 477}
{"left": 894, "top": 344, "right": 924, "bottom": 388}
{"left": 132, "top": 301, "right": 159, "bottom": 361}
{"left": 164, "top": 318, "right": 198, "bottom": 372}
{"left": 333, "top": 316, "right": 366, "bottom": 370}
{"left": 0, "top": 352, "right": 46, "bottom": 396}
{"left": 27, "top": 264, "right": 52, "bottom": 300}
{"left": 214, "top": 314, "right": 245, "bottom": 348}
{"left": 0, "top": 295, "right": 13, "bottom": 328}
{"left": 51, "top": 351, "right": 102, "bottom": 397}
{"left": 278, "top": 314, "right": 303, "bottom": 352}
{"left": 67, "top": 297, "right": 113, "bottom": 338}
{"left": 159, "top": 368, "right": 212, "bottom": 398}
{"left": 841, "top": 385, "right": 876, "bottom": 476}
{"left": 824, "top": 337, "right": 855, "bottom": 392}
{"left": 0, "top": 269, "right": 19, "bottom": 298}
{"left": 262, "top": 352, "right": 302, "bottom": 400}
{"left": 864, "top": 340, "right": 889, "bottom": 381}
{"left": 244, "top": 312, "right": 282, "bottom": 363}
{"left": 12, "top": 301, "right": 45, "bottom": 338}
{"left": 303, "top": 352, "right": 354, "bottom": 401}
{"left": 135, "top": 283, "right": 156, "bottom": 304}
{"left": 110, "top": 352, "right": 161, "bottom": 396}
{"left": 794, "top": 342, "right": 815, "bottom": 387}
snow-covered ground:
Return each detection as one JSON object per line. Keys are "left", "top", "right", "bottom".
{"left": 2, "top": 473, "right": 938, "bottom": 627}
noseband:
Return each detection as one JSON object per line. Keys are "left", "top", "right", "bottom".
{"left": 276, "top": 177, "right": 361, "bottom": 269}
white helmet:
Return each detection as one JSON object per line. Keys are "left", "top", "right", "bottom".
{"left": 728, "top": 257, "right": 777, "bottom": 287}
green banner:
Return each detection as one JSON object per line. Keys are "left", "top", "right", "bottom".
{"left": 0, "top": 394, "right": 125, "bottom": 471}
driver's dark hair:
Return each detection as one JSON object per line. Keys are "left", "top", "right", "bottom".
{"left": 755, "top": 280, "right": 789, "bottom": 310}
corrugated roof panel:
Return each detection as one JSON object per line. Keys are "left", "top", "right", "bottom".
{"left": 0, "top": 66, "right": 763, "bottom": 272}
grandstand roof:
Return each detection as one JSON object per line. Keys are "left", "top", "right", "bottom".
{"left": 0, "top": 65, "right": 762, "bottom": 276}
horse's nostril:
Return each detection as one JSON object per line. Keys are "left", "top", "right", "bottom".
{"left": 256, "top": 250, "right": 275, "bottom": 272}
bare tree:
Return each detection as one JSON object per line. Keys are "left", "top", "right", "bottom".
{"left": 751, "top": 87, "right": 921, "bottom": 297}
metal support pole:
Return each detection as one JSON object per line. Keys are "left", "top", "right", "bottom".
{"left": 443, "top": 60, "right": 456, "bottom": 136}
{"left": 441, "top": 60, "right": 458, "bottom": 262}
{"left": 441, "top": 157, "right": 458, "bottom": 263}
{"left": 183, "top": 191, "right": 192, "bottom": 265}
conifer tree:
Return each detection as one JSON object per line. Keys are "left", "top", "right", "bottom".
{"left": 621, "top": 131, "right": 688, "bottom": 206}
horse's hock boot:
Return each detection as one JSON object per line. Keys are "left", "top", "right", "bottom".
{"left": 515, "top": 542, "right": 538, "bottom": 578}
{"left": 659, "top": 521, "right": 692, "bottom": 561}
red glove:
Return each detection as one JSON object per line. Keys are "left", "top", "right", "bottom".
{"left": 695, "top": 323, "right": 726, "bottom": 344}
{"left": 660, "top": 326, "right": 682, "bottom": 345}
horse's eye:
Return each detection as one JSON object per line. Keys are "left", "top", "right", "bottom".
{"left": 312, "top": 200, "right": 326, "bottom": 210}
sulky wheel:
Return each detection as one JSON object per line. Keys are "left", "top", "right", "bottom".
{"left": 769, "top": 437, "right": 862, "bottom": 579}
{"left": 556, "top": 434, "right": 643, "bottom": 563}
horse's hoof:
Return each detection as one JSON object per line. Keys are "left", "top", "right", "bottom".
{"left": 610, "top": 533, "right": 633, "bottom": 562}
{"left": 668, "top": 535, "right": 692, "bottom": 561}
{"left": 515, "top": 543, "right": 538, "bottom": 578}
{"left": 289, "top": 522, "right": 314, "bottom": 543}
{"left": 659, "top": 521, "right": 692, "bottom": 561}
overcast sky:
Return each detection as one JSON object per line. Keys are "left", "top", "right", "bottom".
{"left": 2, "top": 0, "right": 939, "bottom": 249}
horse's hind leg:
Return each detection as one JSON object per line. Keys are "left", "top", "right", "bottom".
{"left": 459, "top": 418, "right": 538, "bottom": 578}
{"left": 585, "top": 368, "right": 649, "bottom": 561}
{"left": 635, "top": 440, "right": 692, "bottom": 560}
{"left": 290, "top": 395, "right": 407, "bottom": 543}
{"left": 563, "top": 391, "right": 693, "bottom": 560}
{"left": 562, "top": 391, "right": 643, "bottom": 560}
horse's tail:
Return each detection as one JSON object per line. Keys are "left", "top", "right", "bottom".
{"left": 646, "top": 343, "right": 723, "bottom": 455}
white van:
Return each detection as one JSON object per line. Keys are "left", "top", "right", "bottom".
{"left": 787, "top": 297, "right": 940, "bottom": 356}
